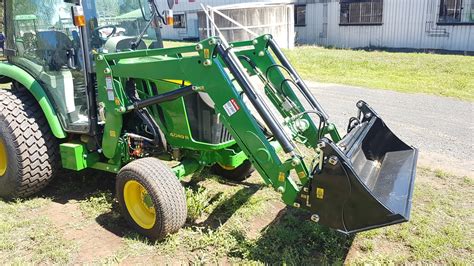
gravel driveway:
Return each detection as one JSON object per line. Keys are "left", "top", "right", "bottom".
{"left": 308, "top": 82, "right": 474, "bottom": 176}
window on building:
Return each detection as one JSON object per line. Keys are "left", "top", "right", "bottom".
{"left": 173, "top": 14, "right": 186, "bottom": 28}
{"left": 438, "top": 0, "right": 474, "bottom": 24}
{"left": 295, "top": 5, "right": 306, "bottom": 27}
{"left": 340, "top": 0, "right": 383, "bottom": 25}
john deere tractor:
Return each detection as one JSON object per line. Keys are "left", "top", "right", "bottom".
{"left": 0, "top": 0, "right": 417, "bottom": 240}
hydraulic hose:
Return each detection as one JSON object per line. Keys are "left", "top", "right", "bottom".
{"left": 217, "top": 44, "right": 296, "bottom": 153}
{"left": 268, "top": 39, "right": 329, "bottom": 120}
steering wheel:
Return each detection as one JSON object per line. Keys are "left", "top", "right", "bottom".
{"left": 93, "top": 25, "right": 117, "bottom": 42}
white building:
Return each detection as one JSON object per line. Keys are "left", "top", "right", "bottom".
{"left": 158, "top": 0, "right": 287, "bottom": 41}
{"left": 159, "top": 0, "right": 474, "bottom": 53}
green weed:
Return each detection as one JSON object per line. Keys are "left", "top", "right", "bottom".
{"left": 186, "top": 187, "right": 212, "bottom": 222}
{"left": 463, "top": 176, "right": 474, "bottom": 186}
{"left": 1, "top": 167, "right": 472, "bottom": 264}
{"left": 434, "top": 169, "right": 450, "bottom": 179}
{"left": 78, "top": 191, "right": 114, "bottom": 218}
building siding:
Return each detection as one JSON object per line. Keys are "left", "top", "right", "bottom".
{"left": 158, "top": 0, "right": 280, "bottom": 40}
{"left": 155, "top": 0, "right": 473, "bottom": 52}
{"left": 197, "top": 5, "right": 295, "bottom": 48}
{"left": 296, "top": 0, "right": 473, "bottom": 52}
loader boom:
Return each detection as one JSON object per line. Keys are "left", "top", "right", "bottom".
{"left": 0, "top": 0, "right": 417, "bottom": 239}
{"left": 96, "top": 35, "right": 313, "bottom": 204}
{"left": 95, "top": 34, "right": 417, "bottom": 233}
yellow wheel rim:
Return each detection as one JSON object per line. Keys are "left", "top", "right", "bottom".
{"left": 123, "top": 180, "right": 156, "bottom": 229}
{"left": 218, "top": 163, "right": 236, "bottom": 171}
{"left": 0, "top": 138, "right": 7, "bottom": 176}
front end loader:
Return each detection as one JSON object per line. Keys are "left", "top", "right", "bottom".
{"left": 0, "top": 0, "right": 417, "bottom": 240}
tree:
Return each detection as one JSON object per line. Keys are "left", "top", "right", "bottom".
{"left": 95, "top": 0, "right": 120, "bottom": 17}
{"left": 119, "top": 0, "right": 140, "bottom": 14}
{"left": 13, "top": 0, "right": 61, "bottom": 24}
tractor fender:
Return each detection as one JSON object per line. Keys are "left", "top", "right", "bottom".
{"left": 0, "top": 63, "right": 67, "bottom": 139}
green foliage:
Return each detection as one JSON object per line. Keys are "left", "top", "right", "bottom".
{"left": 13, "top": 0, "right": 63, "bottom": 24}
{"left": 95, "top": 0, "right": 144, "bottom": 17}
{"left": 78, "top": 191, "right": 114, "bottom": 219}
{"left": 463, "top": 176, "right": 474, "bottom": 186}
{"left": 434, "top": 169, "right": 451, "bottom": 179}
{"left": 119, "top": 0, "right": 141, "bottom": 13}
{"left": 186, "top": 187, "right": 212, "bottom": 222}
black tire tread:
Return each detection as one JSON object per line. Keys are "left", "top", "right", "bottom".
{"left": 0, "top": 89, "right": 59, "bottom": 198}
{"left": 116, "top": 158, "right": 187, "bottom": 240}
{"left": 211, "top": 159, "right": 254, "bottom": 182}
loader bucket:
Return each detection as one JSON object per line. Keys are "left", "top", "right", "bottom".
{"left": 306, "top": 101, "right": 417, "bottom": 234}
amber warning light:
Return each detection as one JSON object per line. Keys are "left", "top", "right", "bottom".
{"left": 72, "top": 6, "right": 86, "bottom": 27}
{"left": 164, "top": 10, "right": 174, "bottom": 26}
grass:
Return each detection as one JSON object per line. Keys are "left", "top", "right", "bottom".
{"left": 4, "top": 41, "right": 471, "bottom": 100}
{"left": 0, "top": 167, "right": 472, "bottom": 264}
{"left": 78, "top": 191, "right": 114, "bottom": 219}
{"left": 185, "top": 187, "right": 212, "bottom": 222}
{"left": 349, "top": 167, "right": 474, "bottom": 264}
{"left": 163, "top": 40, "right": 192, "bottom": 48}
{"left": 285, "top": 47, "right": 474, "bottom": 101}
{"left": 0, "top": 198, "right": 75, "bottom": 264}
{"left": 163, "top": 40, "right": 474, "bottom": 101}
{"left": 102, "top": 167, "right": 473, "bottom": 264}
{"left": 104, "top": 173, "right": 351, "bottom": 264}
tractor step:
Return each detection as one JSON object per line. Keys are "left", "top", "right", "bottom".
{"left": 302, "top": 101, "right": 417, "bottom": 234}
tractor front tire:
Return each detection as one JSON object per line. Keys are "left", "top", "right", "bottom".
{"left": 0, "top": 89, "right": 59, "bottom": 199}
{"left": 211, "top": 160, "right": 255, "bottom": 182}
{"left": 116, "top": 158, "right": 187, "bottom": 241}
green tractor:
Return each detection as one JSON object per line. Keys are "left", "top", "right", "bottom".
{"left": 0, "top": 0, "right": 418, "bottom": 240}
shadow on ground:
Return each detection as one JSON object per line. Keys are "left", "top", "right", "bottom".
{"left": 37, "top": 170, "right": 354, "bottom": 264}
{"left": 40, "top": 169, "right": 116, "bottom": 203}
{"left": 243, "top": 207, "right": 354, "bottom": 264}
{"left": 39, "top": 169, "right": 131, "bottom": 237}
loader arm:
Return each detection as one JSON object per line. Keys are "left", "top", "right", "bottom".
{"left": 96, "top": 36, "right": 307, "bottom": 204}
{"left": 96, "top": 35, "right": 417, "bottom": 234}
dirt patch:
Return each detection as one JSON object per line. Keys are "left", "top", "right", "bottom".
{"left": 346, "top": 238, "right": 411, "bottom": 263}
{"left": 18, "top": 163, "right": 472, "bottom": 264}
{"left": 418, "top": 152, "right": 473, "bottom": 177}
{"left": 121, "top": 254, "right": 233, "bottom": 265}
{"left": 40, "top": 201, "right": 125, "bottom": 264}
{"left": 244, "top": 201, "right": 286, "bottom": 240}
{"left": 120, "top": 255, "right": 185, "bottom": 265}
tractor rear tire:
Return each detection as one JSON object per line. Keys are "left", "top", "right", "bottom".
{"left": 116, "top": 158, "right": 187, "bottom": 241}
{"left": 0, "top": 89, "right": 59, "bottom": 199}
{"left": 211, "top": 160, "right": 254, "bottom": 182}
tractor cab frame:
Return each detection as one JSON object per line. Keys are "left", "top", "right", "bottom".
{"left": 4, "top": 0, "right": 164, "bottom": 135}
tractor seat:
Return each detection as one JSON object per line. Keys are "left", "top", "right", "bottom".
{"left": 36, "top": 31, "right": 74, "bottom": 71}
{"left": 103, "top": 36, "right": 147, "bottom": 53}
